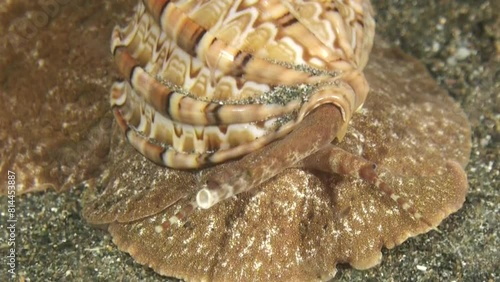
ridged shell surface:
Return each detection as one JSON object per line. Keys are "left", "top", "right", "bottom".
{"left": 110, "top": 0, "right": 375, "bottom": 168}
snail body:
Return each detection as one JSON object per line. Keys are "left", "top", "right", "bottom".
{"left": 111, "top": 1, "right": 427, "bottom": 224}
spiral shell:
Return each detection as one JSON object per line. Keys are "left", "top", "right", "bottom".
{"left": 110, "top": 0, "right": 375, "bottom": 169}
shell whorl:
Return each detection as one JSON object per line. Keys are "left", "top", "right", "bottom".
{"left": 110, "top": 0, "right": 375, "bottom": 168}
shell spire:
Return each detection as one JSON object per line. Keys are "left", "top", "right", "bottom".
{"left": 110, "top": 0, "right": 375, "bottom": 168}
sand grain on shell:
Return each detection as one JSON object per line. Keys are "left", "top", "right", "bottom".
{"left": 2, "top": 0, "right": 494, "bottom": 281}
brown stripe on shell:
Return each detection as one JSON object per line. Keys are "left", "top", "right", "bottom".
{"left": 141, "top": 0, "right": 171, "bottom": 27}
{"left": 249, "top": 1, "right": 347, "bottom": 70}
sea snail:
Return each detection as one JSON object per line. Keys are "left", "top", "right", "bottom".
{"left": 109, "top": 0, "right": 429, "bottom": 228}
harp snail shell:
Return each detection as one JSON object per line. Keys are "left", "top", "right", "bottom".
{"left": 110, "top": 0, "right": 376, "bottom": 212}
